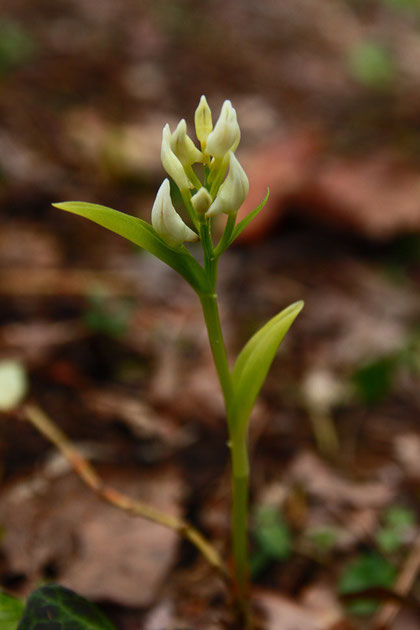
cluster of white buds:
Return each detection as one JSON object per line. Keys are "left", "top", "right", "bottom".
{"left": 152, "top": 96, "right": 249, "bottom": 248}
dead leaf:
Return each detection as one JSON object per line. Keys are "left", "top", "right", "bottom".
{"left": 235, "top": 130, "right": 320, "bottom": 243}
{"left": 302, "top": 151, "right": 420, "bottom": 239}
{"left": 0, "top": 464, "right": 184, "bottom": 607}
{"left": 255, "top": 589, "right": 324, "bottom": 630}
{"left": 288, "top": 451, "right": 394, "bottom": 508}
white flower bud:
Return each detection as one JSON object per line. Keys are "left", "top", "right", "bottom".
{"left": 206, "top": 152, "right": 249, "bottom": 218}
{"left": 191, "top": 187, "right": 212, "bottom": 215}
{"left": 205, "top": 100, "right": 240, "bottom": 158}
{"left": 161, "top": 124, "right": 193, "bottom": 191}
{"left": 194, "top": 95, "right": 213, "bottom": 146}
{"left": 152, "top": 179, "right": 198, "bottom": 247}
{"left": 170, "top": 119, "right": 203, "bottom": 166}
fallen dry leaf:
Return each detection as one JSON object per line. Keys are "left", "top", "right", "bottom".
{"left": 255, "top": 589, "right": 325, "bottom": 630}
{"left": 84, "top": 387, "right": 190, "bottom": 447}
{"left": 235, "top": 130, "right": 320, "bottom": 243}
{"left": 301, "top": 151, "right": 420, "bottom": 239}
{"left": 288, "top": 451, "right": 394, "bottom": 508}
{"left": 0, "top": 463, "right": 184, "bottom": 607}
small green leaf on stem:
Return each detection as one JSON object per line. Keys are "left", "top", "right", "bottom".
{"left": 227, "top": 189, "right": 269, "bottom": 247}
{"left": 339, "top": 552, "right": 396, "bottom": 616}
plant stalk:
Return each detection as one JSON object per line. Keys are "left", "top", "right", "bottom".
{"left": 199, "top": 281, "right": 251, "bottom": 622}
{"left": 231, "top": 432, "right": 250, "bottom": 614}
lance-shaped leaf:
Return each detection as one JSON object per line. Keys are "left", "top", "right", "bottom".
{"left": 229, "top": 301, "right": 304, "bottom": 434}
{"left": 227, "top": 189, "right": 269, "bottom": 247}
{"left": 214, "top": 190, "right": 270, "bottom": 258}
{"left": 54, "top": 202, "right": 208, "bottom": 294}
{"left": 17, "top": 584, "right": 115, "bottom": 630}
{"left": 0, "top": 592, "right": 24, "bottom": 630}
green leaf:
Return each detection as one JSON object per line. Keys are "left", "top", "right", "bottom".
{"left": 376, "top": 505, "right": 416, "bottom": 553}
{"left": 306, "top": 526, "right": 339, "bottom": 552}
{"left": 17, "top": 584, "right": 116, "bottom": 630}
{"left": 54, "top": 202, "right": 208, "bottom": 294}
{"left": 339, "top": 552, "right": 396, "bottom": 616}
{"left": 253, "top": 506, "right": 292, "bottom": 560}
{"left": 385, "top": 505, "right": 416, "bottom": 529}
{"left": 0, "top": 592, "right": 25, "bottom": 630}
{"left": 353, "top": 356, "right": 397, "bottom": 406}
{"left": 230, "top": 301, "right": 303, "bottom": 432}
{"left": 228, "top": 189, "right": 269, "bottom": 247}
{"left": 348, "top": 41, "right": 395, "bottom": 90}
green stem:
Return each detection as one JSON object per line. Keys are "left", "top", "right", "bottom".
{"left": 199, "top": 292, "right": 232, "bottom": 408}
{"left": 231, "top": 431, "right": 250, "bottom": 618}
{"left": 198, "top": 215, "right": 252, "bottom": 624}
{"left": 184, "top": 164, "right": 203, "bottom": 191}
{"left": 199, "top": 286, "right": 251, "bottom": 624}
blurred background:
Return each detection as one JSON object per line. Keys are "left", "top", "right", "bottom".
{"left": 0, "top": 1, "right": 420, "bottom": 628}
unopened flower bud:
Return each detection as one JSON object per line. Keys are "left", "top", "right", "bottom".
{"left": 170, "top": 119, "right": 203, "bottom": 166}
{"left": 205, "top": 100, "right": 240, "bottom": 158}
{"left": 194, "top": 95, "right": 213, "bottom": 147}
{"left": 206, "top": 152, "right": 249, "bottom": 218}
{"left": 191, "top": 187, "right": 212, "bottom": 215}
{"left": 161, "top": 124, "right": 193, "bottom": 191}
{"left": 152, "top": 179, "right": 198, "bottom": 247}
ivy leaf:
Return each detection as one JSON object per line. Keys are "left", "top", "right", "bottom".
{"left": 53, "top": 202, "right": 208, "bottom": 294}
{"left": 17, "top": 584, "right": 116, "bottom": 630}
{"left": 230, "top": 301, "right": 303, "bottom": 433}
{"left": 227, "top": 189, "right": 269, "bottom": 247}
{"left": 0, "top": 592, "right": 24, "bottom": 630}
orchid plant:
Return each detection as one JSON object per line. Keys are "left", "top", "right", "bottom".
{"left": 54, "top": 96, "right": 303, "bottom": 622}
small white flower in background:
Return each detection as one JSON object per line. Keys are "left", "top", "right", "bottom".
{"left": 205, "top": 100, "right": 240, "bottom": 158}
{"left": 0, "top": 359, "right": 28, "bottom": 411}
{"left": 194, "top": 95, "right": 213, "bottom": 148}
{"left": 152, "top": 179, "right": 198, "bottom": 247}
{"left": 302, "top": 369, "right": 348, "bottom": 414}
{"left": 191, "top": 187, "right": 212, "bottom": 215}
{"left": 161, "top": 124, "right": 193, "bottom": 192}
{"left": 170, "top": 119, "right": 203, "bottom": 166}
{"left": 206, "top": 152, "right": 249, "bottom": 217}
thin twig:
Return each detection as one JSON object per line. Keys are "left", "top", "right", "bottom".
{"left": 373, "top": 530, "right": 420, "bottom": 629}
{"left": 23, "top": 404, "right": 229, "bottom": 579}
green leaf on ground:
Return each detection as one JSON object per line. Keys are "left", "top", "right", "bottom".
{"left": 339, "top": 552, "right": 396, "bottom": 616}
{"left": 0, "top": 592, "right": 25, "bottom": 630}
{"left": 348, "top": 41, "right": 395, "bottom": 89}
{"left": 0, "top": 21, "right": 35, "bottom": 76}
{"left": 353, "top": 356, "right": 397, "bottom": 406}
{"left": 17, "top": 584, "right": 116, "bottom": 630}
{"left": 254, "top": 505, "right": 292, "bottom": 560}
{"left": 376, "top": 505, "right": 416, "bottom": 554}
